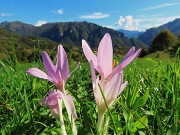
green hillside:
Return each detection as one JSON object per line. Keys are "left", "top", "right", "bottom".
{"left": 0, "top": 27, "right": 58, "bottom": 61}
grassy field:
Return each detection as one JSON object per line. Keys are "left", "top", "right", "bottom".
{"left": 0, "top": 52, "right": 179, "bottom": 134}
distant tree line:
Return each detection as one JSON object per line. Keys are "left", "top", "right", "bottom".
{"left": 140, "top": 30, "right": 180, "bottom": 57}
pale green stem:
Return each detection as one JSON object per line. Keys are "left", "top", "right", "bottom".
{"left": 98, "top": 84, "right": 118, "bottom": 135}
{"left": 58, "top": 98, "right": 67, "bottom": 135}
{"left": 72, "top": 119, "right": 77, "bottom": 135}
{"left": 102, "top": 116, "right": 110, "bottom": 135}
{"left": 62, "top": 92, "right": 77, "bottom": 135}
{"left": 97, "top": 111, "right": 104, "bottom": 134}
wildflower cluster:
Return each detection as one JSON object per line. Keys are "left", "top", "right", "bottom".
{"left": 26, "top": 33, "right": 141, "bottom": 135}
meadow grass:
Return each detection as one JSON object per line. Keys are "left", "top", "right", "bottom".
{"left": 0, "top": 52, "right": 179, "bottom": 134}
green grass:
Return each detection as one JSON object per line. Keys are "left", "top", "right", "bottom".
{"left": 143, "top": 50, "right": 171, "bottom": 60}
{"left": 0, "top": 53, "right": 179, "bottom": 134}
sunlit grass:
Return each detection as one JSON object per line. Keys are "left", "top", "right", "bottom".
{"left": 0, "top": 53, "right": 179, "bottom": 134}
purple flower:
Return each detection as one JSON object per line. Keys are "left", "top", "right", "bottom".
{"left": 82, "top": 33, "right": 141, "bottom": 113}
{"left": 82, "top": 33, "right": 142, "bottom": 80}
{"left": 90, "top": 61, "right": 128, "bottom": 113}
{"left": 26, "top": 45, "right": 69, "bottom": 91}
{"left": 27, "top": 45, "right": 77, "bottom": 121}
{"left": 41, "top": 90, "right": 77, "bottom": 119}
{"left": 41, "top": 90, "right": 62, "bottom": 117}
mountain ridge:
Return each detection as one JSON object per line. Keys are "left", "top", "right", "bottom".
{"left": 119, "top": 29, "right": 144, "bottom": 38}
{"left": 138, "top": 18, "right": 180, "bottom": 45}
{"left": 0, "top": 21, "right": 148, "bottom": 49}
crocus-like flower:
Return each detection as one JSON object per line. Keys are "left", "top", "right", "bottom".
{"left": 27, "top": 45, "right": 77, "bottom": 135}
{"left": 90, "top": 61, "right": 128, "bottom": 114}
{"left": 41, "top": 90, "right": 62, "bottom": 117}
{"left": 41, "top": 90, "right": 77, "bottom": 119}
{"left": 82, "top": 33, "right": 141, "bottom": 113}
{"left": 82, "top": 33, "right": 142, "bottom": 80}
{"left": 26, "top": 45, "right": 69, "bottom": 91}
{"left": 83, "top": 33, "right": 141, "bottom": 133}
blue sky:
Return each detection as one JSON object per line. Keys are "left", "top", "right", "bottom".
{"left": 1, "top": 0, "right": 180, "bottom": 31}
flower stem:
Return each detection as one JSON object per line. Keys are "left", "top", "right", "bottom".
{"left": 102, "top": 116, "right": 109, "bottom": 135}
{"left": 97, "top": 112, "right": 104, "bottom": 134}
{"left": 98, "top": 83, "right": 118, "bottom": 135}
{"left": 72, "top": 119, "right": 77, "bottom": 135}
{"left": 58, "top": 98, "right": 67, "bottom": 135}
{"left": 62, "top": 92, "right": 77, "bottom": 135}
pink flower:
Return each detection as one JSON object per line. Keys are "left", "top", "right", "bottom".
{"left": 26, "top": 45, "right": 69, "bottom": 91}
{"left": 41, "top": 90, "right": 77, "bottom": 119}
{"left": 90, "top": 61, "right": 128, "bottom": 113}
{"left": 27, "top": 45, "right": 77, "bottom": 121}
{"left": 82, "top": 33, "right": 141, "bottom": 113}
{"left": 82, "top": 33, "right": 141, "bottom": 80}
{"left": 41, "top": 90, "right": 62, "bottom": 117}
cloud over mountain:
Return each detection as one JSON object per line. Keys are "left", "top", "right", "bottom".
{"left": 35, "top": 20, "right": 47, "bottom": 26}
{"left": 118, "top": 16, "right": 138, "bottom": 31}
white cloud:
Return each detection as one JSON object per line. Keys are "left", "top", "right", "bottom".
{"left": 35, "top": 20, "right": 47, "bottom": 26}
{"left": 136, "top": 15, "right": 180, "bottom": 31}
{"left": 142, "top": 3, "right": 180, "bottom": 11}
{"left": 117, "top": 16, "right": 139, "bottom": 31}
{"left": 137, "top": 15, "right": 180, "bottom": 23}
{"left": 57, "top": 9, "right": 63, "bottom": 14}
{"left": 80, "top": 12, "right": 110, "bottom": 19}
{"left": 0, "top": 13, "right": 11, "bottom": 17}
{"left": 117, "top": 14, "right": 180, "bottom": 31}
{"left": 52, "top": 9, "right": 63, "bottom": 14}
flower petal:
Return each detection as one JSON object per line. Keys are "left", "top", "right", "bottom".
{"left": 56, "top": 45, "right": 69, "bottom": 81}
{"left": 97, "top": 33, "right": 113, "bottom": 78}
{"left": 47, "top": 90, "right": 62, "bottom": 106}
{"left": 26, "top": 68, "right": 50, "bottom": 80}
{"left": 40, "top": 97, "right": 48, "bottom": 106}
{"left": 82, "top": 39, "right": 97, "bottom": 68}
{"left": 109, "top": 48, "right": 141, "bottom": 80}
{"left": 42, "top": 51, "right": 56, "bottom": 80}
{"left": 108, "top": 64, "right": 123, "bottom": 81}
{"left": 50, "top": 106, "right": 59, "bottom": 118}
{"left": 69, "top": 62, "right": 80, "bottom": 77}
{"left": 67, "top": 94, "right": 77, "bottom": 120}
{"left": 121, "top": 47, "right": 135, "bottom": 63}
{"left": 106, "top": 72, "right": 122, "bottom": 101}
{"left": 40, "top": 90, "right": 62, "bottom": 118}
{"left": 120, "top": 48, "right": 142, "bottom": 69}
{"left": 118, "top": 81, "right": 128, "bottom": 96}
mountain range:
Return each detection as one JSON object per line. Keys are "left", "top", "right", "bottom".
{"left": 1, "top": 18, "right": 180, "bottom": 61}
{"left": 0, "top": 21, "right": 148, "bottom": 49}
{"left": 138, "top": 18, "right": 180, "bottom": 45}
{"left": 119, "top": 29, "right": 144, "bottom": 38}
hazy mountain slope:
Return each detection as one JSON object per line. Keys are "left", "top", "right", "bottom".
{"left": 0, "top": 21, "right": 147, "bottom": 49}
{"left": 0, "top": 21, "right": 38, "bottom": 36}
{"left": 119, "top": 29, "right": 144, "bottom": 38}
{"left": 138, "top": 18, "right": 180, "bottom": 45}
{"left": 129, "top": 38, "right": 150, "bottom": 49}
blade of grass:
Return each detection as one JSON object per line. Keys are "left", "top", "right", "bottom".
{"left": 98, "top": 83, "right": 118, "bottom": 135}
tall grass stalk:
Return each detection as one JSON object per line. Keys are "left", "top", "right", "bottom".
{"left": 98, "top": 84, "right": 118, "bottom": 135}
